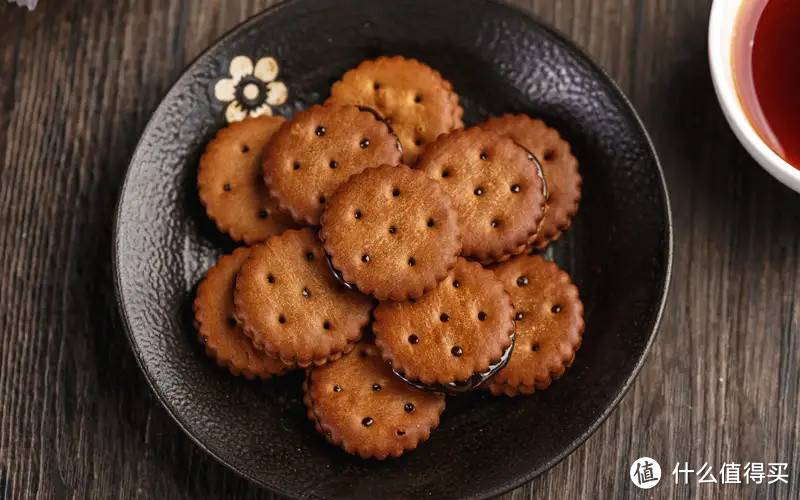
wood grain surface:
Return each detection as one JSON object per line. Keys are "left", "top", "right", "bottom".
{"left": 1, "top": 0, "right": 798, "bottom": 498}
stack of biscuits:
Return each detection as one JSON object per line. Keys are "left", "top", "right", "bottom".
{"left": 194, "top": 56, "right": 585, "bottom": 460}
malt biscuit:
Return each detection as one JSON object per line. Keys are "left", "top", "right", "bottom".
{"left": 480, "top": 115, "right": 581, "bottom": 249}
{"left": 198, "top": 116, "right": 298, "bottom": 244}
{"left": 263, "top": 104, "right": 403, "bottom": 225}
{"left": 320, "top": 164, "right": 461, "bottom": 301}
{"left": 193, "top": 247, "right": 291, "bottom": 379}
{"left": 328, "top": 56, "right": 463, "bottom": 164}
{"left": 234, "top": 228, "right": 373, "bottom": 367}
{"left": 373, "top": 258, "right": 515, "bottom": 386}
{"left": 304, "top": 342, "right": 446, "bottom": 459}
{"left": 488, "top": 254, "right": 584, "bottom": 396}
{"left": 415, "top": 127, "right": 547, "bottom": 263}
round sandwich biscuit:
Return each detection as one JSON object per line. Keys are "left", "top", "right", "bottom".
{"left": 320, "top": 164, "right": 461, "bottom": 301}
{"left": 304, "top": 342, "right": 446, "bottom": 459}
{"left": 198, "top": 115, "right": 299, "bottom": 244}
{"left": 373, "top": 258, "right": 515, "bottom": 387}
{"left": 416, "top": 127, "right": 547, "bottom": 263}
{"left": 328, "top": 56, "right": 463, "bottom": 164}
{"left": 234, "top": 228, "right": 373, "bottom": 367}
{"left": 488, "top": 254, "right": 584, "bottom": 396}
{"left": 193, "top": 247, "right": 291, "bottom": 379}
{"left": 263, "top": 104, "right": 403, "bottom": 225}
{"left": 480, "top": 114, "right": 581, "bottom": 249}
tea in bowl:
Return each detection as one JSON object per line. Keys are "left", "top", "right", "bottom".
{"left": 709, "top": 0, "right": 800, "bottom": 193}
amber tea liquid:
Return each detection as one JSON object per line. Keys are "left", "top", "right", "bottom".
{"left": 733, "top": 0, "right": 800, "bottom": 169}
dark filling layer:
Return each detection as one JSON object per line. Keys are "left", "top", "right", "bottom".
{"left": 355, "top": 105, "right": 404, "bottom": 155}
{"left": 325, "top": 252, "right": 360, "bottom": 292}
{"left": 513, "top": 142, "right": 548, "bottom": 201}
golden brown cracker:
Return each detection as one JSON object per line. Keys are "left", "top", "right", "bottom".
{"left": 373, "top": 258, "right": 515, "bottom": 385}
{"left": 263, "top": 104, "right": 403, "bottom": 225}
{"left": 328, "top": 56, "right": 463, "bottom": 164}
{"left": 488, "top": 254, "right": 584, "bottom": 396}
{"left": 480, "top": 115, "right": 581, "bottom": 249}
{"left": 320, "top": 164, "right": 461, "bottom": 301}
{"left": 415, "top": 127, "right": 547, "bottom": 263}
{"left": 233, "top": 228, "right": 373, "bottom": 367}
{"left": 304, "top": 342, "right": 446, "bottom": 459}
{"left": 193, "top": 247, "right": 292, "bottom": 379}
{"left": 198, "top": 116, "right": 299, "bottom": 244}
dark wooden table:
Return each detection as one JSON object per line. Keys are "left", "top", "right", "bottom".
{"left": 1, "top": 0, "right": 798, "bottom": 498}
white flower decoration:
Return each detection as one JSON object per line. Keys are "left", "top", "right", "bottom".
{"left": 214, "top": 56, "right": 288, "bottom": 123}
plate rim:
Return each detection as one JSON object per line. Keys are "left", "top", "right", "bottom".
{"left": 112, "top": 0, "right": 674, "bottom": 497}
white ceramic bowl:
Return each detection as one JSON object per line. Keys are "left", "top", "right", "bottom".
{"left": 708, "top": 0, "right": 800, "bottom": 193}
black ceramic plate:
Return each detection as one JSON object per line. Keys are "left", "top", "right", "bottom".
{"left": 113, "top": 0, "right": 672, "bottom": 498}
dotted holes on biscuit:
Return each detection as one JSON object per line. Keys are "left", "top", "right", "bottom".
{"left": 408, "top": 334, "right": 419, "bottom": 344}
{"left": 258, "top": 209, "right": 269, "bottom": 220}
{"left": 490, "top": 219, "right": 501, "bottom": 229}
{"left": 241, "top": 144, "right": 250, "bottom": 153}
{"left": 223, "top": 183, "right": 232, "bottom": 192}
{"left": 551, "top": 305, "right": 562, "bottom": 314}
{"left": 292, "top": 161, "right": 300, "bottom": 171}
{"left": 543, "top": 150, "right": 555, "bottom": 161}
{"left": 531, "top": 343, "right": 540, "bottom": 352}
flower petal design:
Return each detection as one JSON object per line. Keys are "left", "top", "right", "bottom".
{"left": 249, "top": 104, "right": 273, "bottom": 118}
{"left": 225, "top": 101, "right": 248, "bottom": 123}
{"left": 214, "top": 78, "right": 237, "bottom": 102}
{"left": 228, "top": 55, "right": 254, "bottom": 81}
{"left": 254, "top": 57, "right": 279, "bottom": 83}
{"left": 266, "top": 81, "right": 288, "bottom": 106}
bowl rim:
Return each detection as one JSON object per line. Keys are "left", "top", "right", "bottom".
{"left": 708, "top": 0, "right": 800, "bottom": 193}
{"left": 112, "top": 0, "right": 674, "bottom": 497}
